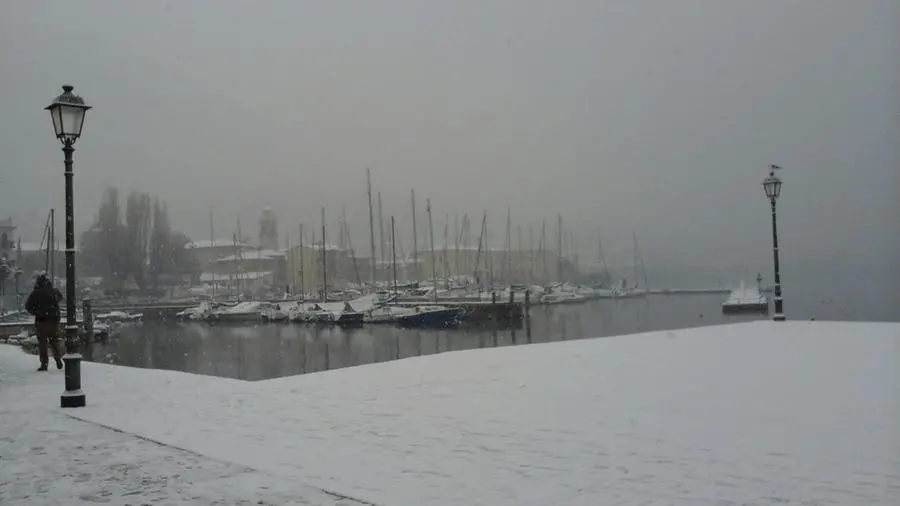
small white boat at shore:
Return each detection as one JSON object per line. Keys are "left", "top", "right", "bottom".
{"left": 722, "top": 281, "right": 768, "bottom": 313}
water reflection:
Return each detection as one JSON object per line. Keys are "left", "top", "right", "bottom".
{"left": 91, "top": 294, "right": 764, "bottom": 380}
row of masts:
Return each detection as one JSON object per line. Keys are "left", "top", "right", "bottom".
{"left": 206, "top": 169, "right": 648, "bottom": 298}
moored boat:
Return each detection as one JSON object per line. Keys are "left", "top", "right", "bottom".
{"left": 394, "top": 305, "right": 463, "bottom": 327}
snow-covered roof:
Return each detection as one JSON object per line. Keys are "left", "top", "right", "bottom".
{"left": 215, "top": 249, "right": 286, "bottom": 263}
{"left": 286, "top": 242, "right": 345, "bottom": 252}
{"left": 187, "top": 238, "right": 251, "bottom": 249}
{"left": 16, "top": 241, "right": 79, "bottom": 253}
{"left": 199, "top": 271, "right": 273, "bottom": 282}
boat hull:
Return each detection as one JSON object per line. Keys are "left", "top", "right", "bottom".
{"left": 722, "top": 302, "right": 769, "bottom": 314}
{"left": 334, "top": 312, "right": 364, "bottom": 326}
{"left": 208, "top": 313, "right": 263, "bottom": 323}
{"left": 396, "top": 308, "right": 462, "bottom": 328}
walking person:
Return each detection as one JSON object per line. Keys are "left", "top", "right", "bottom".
{"left": 25, "top": 274, "right": 63, "bottom": 371}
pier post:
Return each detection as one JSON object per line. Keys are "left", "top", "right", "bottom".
{"left": 82, "top": 297, "right": 93, "bottom": 361}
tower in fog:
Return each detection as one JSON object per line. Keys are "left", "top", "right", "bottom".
{"left": 259, "top": 207, "right": 279, "bottom": 251}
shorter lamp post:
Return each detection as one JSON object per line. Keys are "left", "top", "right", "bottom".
{"left": 762, "top": 164, "right": 785, "bottom": 321}
{"left": 45, "top": 85, "right": 91, "bottom": 408}
{"left": 0, "top": 258, "right": 9, "bottom": 314}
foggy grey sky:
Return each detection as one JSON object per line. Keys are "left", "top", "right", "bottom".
{"left": 1, "top": 0, "right": 898, "bottom": 273}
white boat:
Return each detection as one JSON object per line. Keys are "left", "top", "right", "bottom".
{"left": 261, "top": 302, "right": 293, "bottom": 322}
{"left": 541, "top": 289, "right": 587, "bottom": 304}
{"left": 540, "top": 283, "right": 587, "bottom": 305}
{"left": 175, "top": 301, "right": 217, "bottom": 320}
{"left": 722, "top": 281, "right": 768, "bottom": 313}
{"left": 289, "top": 303, "right": 333, "bottom": 323}
{"left": 95, "top": 310, "right": 143, "bottom": 322}
{"left": 363, "top": 305, "right": 411, "bottom": 324}
{"left": 208, "top": 301, "right": 274, "bottom": 323}
{"left": 289, "top": 301, "right": 363, "bottom": 324}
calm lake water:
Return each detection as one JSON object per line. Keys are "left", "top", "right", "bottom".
{"left": 86, "top": 261, "right": 900, "bottom": 381}
{"left": 87, "top": 293, "right": 770, "bottom": 380}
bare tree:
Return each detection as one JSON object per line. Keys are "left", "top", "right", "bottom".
{"left": 148, "top": 198, "right": 168, "bottom": 289}
{"left": 94, "top": 187, "right": 127, "bottom": 291}
{"left": 124, "top": 191, "right": 152, "bottom": 289}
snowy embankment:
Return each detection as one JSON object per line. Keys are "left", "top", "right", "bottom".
{"left": 2, "top": 321, "right": 899, "bottom": 505}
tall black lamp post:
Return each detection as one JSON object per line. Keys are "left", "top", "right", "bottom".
{"left": 763, "top": 164, "right": 785, "bottom": 321}
{"left": 45, "top": 85, "right": 91, "bottom": 408}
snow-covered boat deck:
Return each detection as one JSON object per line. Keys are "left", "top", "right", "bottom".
{"left": 722, "top": 281, "right": 769, "bottom": 313}
{"left": 2, "top": 321, "right": 899, "bottom": 505}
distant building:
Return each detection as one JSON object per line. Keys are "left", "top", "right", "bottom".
{"left": 284, "top": 242, "right": 365, "bottom": 296}
{"left": 259, "top": 208, "right": 279, "bottom": 251}
{"left": 207, "top": 246, "right": 287, "bottom": 294}
{"left": 187, "top": 237, "right": 251, "bottom": 274}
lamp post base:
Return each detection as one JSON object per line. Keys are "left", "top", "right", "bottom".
{"left": 61, "top": 390, "right": 86, "bottom": 408}
{"left": 60, "top": 353, "right": 86, "bottom": 408}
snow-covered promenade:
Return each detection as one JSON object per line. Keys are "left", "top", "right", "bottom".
{"left": 2, "top": 321, "right": 898, "bottom": 505}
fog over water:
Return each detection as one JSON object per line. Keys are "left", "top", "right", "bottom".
{"left": 1, "top": 1, "right": 897, "bottom": 310}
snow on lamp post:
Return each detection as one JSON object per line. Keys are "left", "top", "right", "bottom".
{"left": 763, "top": 164, "right": 785, "bottom": 322}
{"left": 45, "top": 85, "right": 91, "bottom": 408}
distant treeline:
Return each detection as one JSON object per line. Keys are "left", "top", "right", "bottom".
{"left": 80, "top": 187, "right": 197, "bottom": 291}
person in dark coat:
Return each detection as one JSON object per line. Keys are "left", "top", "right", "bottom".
{"left": 25, "top": 274, "right": 63, "bottom": 371}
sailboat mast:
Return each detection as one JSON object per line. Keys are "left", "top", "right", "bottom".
{"left": 377, "top": 191, "right": 385, "bottom": 285}
{"left": 597, "top": 228, "right": 611, "bottom": 285}
{"left": 390, "top": 216, "right": 398, "bottom": 296}
{"left": 473, "top": 212, "right": 486, "bottom": 285}
{"left": 339, "top": 208, "right": 347, "bottom": 284}
{"left": 427, "top": 198, "right": 436, "bottom": 302}
{"left": 541, "top": 220, "right": 548, "bottom": 283}
{"left": 287, "top": 232, "right": 293, "bottom": 295}
{"left": 410, "top": 189, "right": 418, "bottom": 282}
{"left": 236, "top": 215, "right": 243, "bottom": 295}
{"left": 486, "top": 214, "right": 493, "bottom": 288}
{"left": 570, "top": 231, "right": 578, "bottom": 278}
{"left": 517, "top": 224, "right": 522, "bottom": 284}
{"left": 311, "top": 227, "right": 316, "bottom": 294}
{"left": 209, "top": 208, "right": 216, "bottom": 298}
{"left": 232, "top": 231, "right": 240, "bottom": 295}
{"left": 453, "top": 214, "right": 460, "bottom": 280}
{"left": 502, "top": 208, "right": 511, "bottom": 283}
{"left": 321, "top": 207, "right": 327, "bottom": 302}
{"left": 366, "top": 168, "right": 377, "bottom": 291}
{"left": 633, "top": 232, "right": 650, "bottom": 293}
{"left": 557, "top": 214, "right": 563, "bottom": 282}
{"left": 343, "top": 211, "right": 362, "bottom": 289}
{"left": 528, "top": 223, "right": 534, "bottom": 282}
{"left": 442, "top": 215, "right": 449, "bottom": 289}
{"left": 299, "top": 223, "right": 304, "bottom": 299}
{"left": 462, "top": 214, "right": 470, "bottom": 275}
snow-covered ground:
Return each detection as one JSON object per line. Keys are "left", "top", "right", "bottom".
{"left": 2, "top": 321, "right": 899, "bottom": 505}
